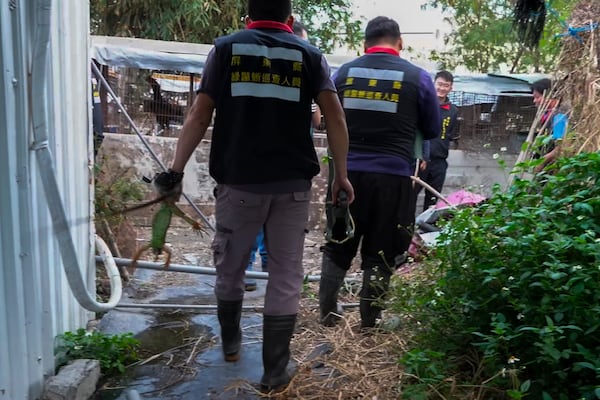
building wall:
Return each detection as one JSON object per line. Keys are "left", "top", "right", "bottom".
{"left": 0, "top": 1, "right": 93, "bottom": 399}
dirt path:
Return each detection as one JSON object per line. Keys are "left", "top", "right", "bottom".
{"left": 95, "top": 221, "right": 401, "bottom": 399}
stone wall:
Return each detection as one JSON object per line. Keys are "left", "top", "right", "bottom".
{"left": 97, "top": 133, "right": 515, "bottom": 232}
{"left": 97, "top": 133, "right": 329, "bottom": 232}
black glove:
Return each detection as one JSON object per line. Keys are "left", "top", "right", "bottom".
{"left": 154, "top": 169, "right": 184, "bottom": 196}
{"left": 325, "top": 190, "right": 355, "bottom": 244}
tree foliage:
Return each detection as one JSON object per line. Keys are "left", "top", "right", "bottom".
{"left": 425, "top": 0, "right": 576, "bottom": 73}
{"left": 90, "top": 0, "right": 362, "bottom": 53}
{"left": 90, "top": 0, "right": 245, "bottom": 43}
{"left": 293, "top": 0, "right": 363, "bottom": 53}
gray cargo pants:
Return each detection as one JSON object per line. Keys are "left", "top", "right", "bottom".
{"left": 212, "top": 185, "right": 311, "bottom": 315}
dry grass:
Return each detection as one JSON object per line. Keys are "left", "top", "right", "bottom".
{"left": 264, "top": 307, "right": 409, "bottom": 400}
{"left": 224, "top": 278, "right": 412, "bottom": 400}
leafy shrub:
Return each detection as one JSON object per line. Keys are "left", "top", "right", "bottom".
{"left": 94, "top": 161, "right": 145, "bottom": 230}
{"left": 390, "top": 152, "right": 600, "bottom": 399}
{"left": 55, "top": 328, "right": 140, "bottom": 375}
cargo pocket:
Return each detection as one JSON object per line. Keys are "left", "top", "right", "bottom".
{"left": 291, "top": 190, "right": 311, "bottom": 251}
{"left": 293, "top": 190, "right": 311, "bottom": 202}
{"left": 218, "top": 186, "right": 265, "bottom": 229}
{"left": 211, "top": 232, "right": 230, "bottom": 268}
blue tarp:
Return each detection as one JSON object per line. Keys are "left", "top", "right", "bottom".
{"left": 91, "top": 36, "right": 547, "bottom": 100}
{"left": 91, "top": 36, "right": 210, "bottom": 74}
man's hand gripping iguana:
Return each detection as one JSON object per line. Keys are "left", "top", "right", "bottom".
{"left": 130, "top": 170, "right": 208, "bottom": 273}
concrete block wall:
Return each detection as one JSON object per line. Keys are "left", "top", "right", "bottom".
{"left": 42, "top": 360, "right": 100, "bottom": 400}
{"left": 444, "top": 150, "right": 515, "bottom": 197}
{"left": 97, "top": 133, "right": 330, "bottom": 233}
{"left": 97, "top": 133, "right": 515, "bottom": 231}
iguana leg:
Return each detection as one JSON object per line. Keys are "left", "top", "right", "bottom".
{"left": 161, "top": 246, "right": 172, "bottom": 269}
{"left": 131, "top": 244, "right": 152, "bottom": 275}
{"left": 170, "top": 205, "right": 208, "bottom": 236}
{"left": 131, "top": 244, "right": 172, "bottom": 273}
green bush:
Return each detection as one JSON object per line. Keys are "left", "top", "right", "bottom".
{"left": 390, "top": 152, "right": 600, "bottom": 399}
{"left": 55, "top": 328, "right": 140, "bottom": 375}
{"left": 94, "top": 161, "right": 145, "bottom": 230}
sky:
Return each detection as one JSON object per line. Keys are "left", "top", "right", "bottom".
{"left": 352, "top": 0, "right": 446, "bottom": 33}
{"left": 336, "top": 0, "right": 450, "bottom": 62}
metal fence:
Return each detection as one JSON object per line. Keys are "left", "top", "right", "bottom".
{"left": 450, "top": 92, "right": 536, "bottom": 155}
{"left": 102, "top": 67, "right": 197, "bottom": 137}
{"left": 100, "top": 68, "right": 536, "bottom": 155}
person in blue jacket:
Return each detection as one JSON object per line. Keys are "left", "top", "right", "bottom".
{"left": 244, "top": 228, "right": 267, "bottom": 291}
{"left": 531, "top": 78, "right": 568, "bottom": 171}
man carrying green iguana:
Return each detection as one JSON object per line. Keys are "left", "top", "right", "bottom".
{"left": 153, "top": 0, "right": 354, "bottom": 393}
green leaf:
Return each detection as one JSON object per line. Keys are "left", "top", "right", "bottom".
{"left": 549, "top": 272, "right": 567, "bottom": 280}
{"left": 573, "top": 362, "right": 596, "bottom": 371}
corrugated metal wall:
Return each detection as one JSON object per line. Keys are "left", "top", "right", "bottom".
{"left": 0, "top": 1, "right": 94, "bottom": 399}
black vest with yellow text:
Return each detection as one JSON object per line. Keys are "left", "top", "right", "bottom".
{"left": 429, "top": 100, "right": 458, "bottom": 160}
{"left": 334, "top": 54, "right": 424, "bottom": 163}
{"left": 208, "top": 29, "right": 324, "bottom": 184}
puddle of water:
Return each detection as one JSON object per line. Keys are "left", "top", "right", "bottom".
{"left": 95, "top": 311, "right": 215, "bottom": 399}
{"left": 136, "top": 315, "right": 214, "bottom": 356}
{"left": 95, "top": 310, "right": 267, "bottom": 399}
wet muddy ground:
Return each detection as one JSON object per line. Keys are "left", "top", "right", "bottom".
{"left": 94, "top": 224, "right": 350, "bottom": 399}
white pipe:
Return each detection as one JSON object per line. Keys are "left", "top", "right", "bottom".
{"left": 95, "top": 235, "right": 123, "bottom": 308}
{"left": 31, "top": 0, "right": 121, "bottom": 312}
{"left": 118, "top": 303, "right": 264, "bottom": 311}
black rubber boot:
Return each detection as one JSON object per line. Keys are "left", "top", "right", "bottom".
{"left": 318, "top": 254, "right": 347, "bottom": 326}
{"left": 260, "top": 314, "right": 297, "bottom": 393}
{"left": 360, "top": 267, "right": 391, "bottom": 329}
{"left": 217, "top": 299, "right": 243, "bottom": 362}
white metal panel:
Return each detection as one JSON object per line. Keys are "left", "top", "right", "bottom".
{"left": 0, "top": 2, "right": 38, "bottom": 399}
{"left": 48, "top": 0, "right": 95, "bottom": 332}
{"left": 0, "top": 1, "right": 93, "bottom": 399}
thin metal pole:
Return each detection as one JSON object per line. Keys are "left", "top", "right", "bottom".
{"left": 91, "top": 62, "right": 215, "bottom": 232}
{"left": 100, "top": 257, "right": 322, "bottom": 282}
{"left": 118, "top": 303, "right": 263, "bottom": 311}
{"left": 116, "top": 302, "right": 360, "bottom": 311}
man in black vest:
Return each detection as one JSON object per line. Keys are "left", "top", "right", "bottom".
{"left": 243, "top": 19, "right": 322, "bottom": 293}
{"left": 416, "top": 70, "right": 459, "bottom": 212}
{"left": 319, "top": 16, "right": 440, "bottom": 330}
{"left": 155, "top": 0, "right": 354, "bottom": 393}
